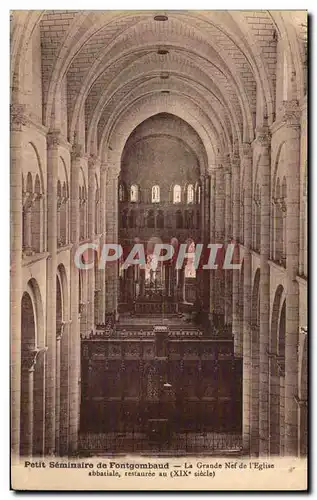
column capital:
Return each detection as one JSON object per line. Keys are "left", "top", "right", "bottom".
{"left": 200, "top": 172, "right": 209, "bottom": 182}
{"left": 207, "top": 164, "right": 217, "bottom": 174}
{"left": 88, "top": 154, "right": 100, "bottom": 170}
{"left": 10, "top": 104, "right": 28, "bottom": 131}
{"left": 216, "top": 153, "right": 225, "bottom": 166}
{"left": 106, "top": 167, "right": 119, "bottom": 182}
{"left": 224, "top": 167, "right": 231, "bottom": 177}
{"left": 278, "top": 99, "right": 301, "bottom": 123}
{"left": 254, "top": 127, "right": 271, "bottom": 147}
{"left": 71, "top": 143, "right": 85, "bottom": 160}
{"left": 239, "top": 142, "right": 252, "bottom": 160}
{"left": 294, "top": 394, "right": 307, "bottom": 408}
{"left": 47, "top": 130, "right": 62, "bottom": 149}
{"left": 276, "top": 357, "right": 285, "bottom": 378}
{"left": 231, "top": 152, "right": 240, "bottom": 167}
{"left": 56, "top": 320, "right": 67, "bottom": 341}
{"left": 271, "top": 100, "right": 301, "bottom": 134}
{"left": 22, "top": 191, "right": 37, "bottom": 210}
{"left": 21, "top": 347, "right": 47, "bottom": 372}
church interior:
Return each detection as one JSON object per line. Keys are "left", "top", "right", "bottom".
{"left": 10, "top": 10, "right": 307, "bottom": 458}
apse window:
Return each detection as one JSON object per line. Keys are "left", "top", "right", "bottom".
{"left": 173, "top": 184, "right": 181, "bottom": 204}
{"left": 130, "top": 184, "right": 139, "bottom": 202}
{"left": 187, "top": 184, "right": 194, "bottom": 204}
{"left": 152, "top": 185, "right": 160, "bottom": 203}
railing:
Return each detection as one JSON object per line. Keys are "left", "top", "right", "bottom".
{"left": 78, "top": 431, "right": 243, "bottom": 456}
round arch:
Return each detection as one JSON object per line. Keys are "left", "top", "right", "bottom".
{"left": 101, "top": 96, "right": 216, "bottom": 173}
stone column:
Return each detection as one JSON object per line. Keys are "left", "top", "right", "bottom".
{"left": 241, "top": 143, "right": 252, "bottom": 453}
{"left": 22, "top": 193, "right": 36, "bottom": 254}
{"left": 56, "top": 196, "right": 61, "bottom": 247}
{"left": 283, "top": 103, "right": 301, "bottom": 455}
{"left": 269, "top": 354, "right": 281, "bottom": 455}
{"left": 87, "top": 155, "right": 97, "bottom": 334}
{"left": 231, "top": 154, "right": 241, "bottom": 356}
{"left": 202, "top": 174, "right": 210, "bottom": 311}
{"left": 256, "top": 128, "right": 271, "bottom": 456}
{"left": 69, "top": 143, "right": 82, "bottom": 452}
{"left": 10, "top": 104, "right": 26, "bottom": 458}
{"left": 202, "top": 173, "right": 210, "bottom": 241}
{"left": 200, "top": 174, "right": 205, "bottom": 239}
{"left": 224, "top": 165, "right": 232, "bottom": 326}
{"left": 214, "top": 162, "right": 225, "bottom": 325}
{"left": 20, "top": 351, "right": 36, "bottom": 456}
{"left": 20, "top": 348, "right": 47, "bottom": 456}
{"left": 55, "top": 332, "right": 62, "bottom": 454}
{"left": 208, "top": 170, "right": 216, "bottom": 324}
{"left": 59, "top": 320, "right": 70, "bottom": 455}
{"left": 105, "top": 168, "right": 119, "bottom": 316}
{"left": 98, "top": 165, "right": 106, "bottom": 324}
{"left": 45, "top": 130, "right": 60, "bottom": 455}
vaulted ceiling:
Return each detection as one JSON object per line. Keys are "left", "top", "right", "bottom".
{"left": 11, "top": 10, "right": 307, "bottom": 161}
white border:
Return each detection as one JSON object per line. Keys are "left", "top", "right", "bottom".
{"left": 3, "top": 3, "right": 314, "bottom": 498}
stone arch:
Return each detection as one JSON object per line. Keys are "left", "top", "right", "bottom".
{"left": 64, "top": 21, "right": 255, "bottom": 142}
{"left": 10, "top": 11, "right": 44, "bottom": 105}
{"left": 272, "top": 143, "right": 287, "bottom": 265}
{"left": 79, "top": 167, "right": 87, "bottom": 241}
{"left": 270, "top": 11, "right": 307, "bottom": 101}
{"left": 23, "top": 278, "right": 45, "bottom": 349}
{"left": 94, "top": 173, "right": 100, "bottom": 234}
{"left": 26, "top": 142, "right": 45, "bottom": 190}
{"left": 252, "top": 153, "right": 261, "bottom": 252}
{"left": 269, "top": 284, "right": 286, "bottom": 455}
{"left": 20, "top": 290, "right": 36, "bottom": 456}
{"left": 56, "top": 264, "right": 69, "bottom": 455}
{"left": 91, "top": 73, "right": 235, "bottom": 154}
{"left": 270, "top": 284, "right": 285, "bottom": 352}
{"left": 22, "top": 143, "right": 44, "bottom": 254}
{"left": 251, "top": 269, "right": 261, "bottom": 328}
{"left": 57, "top": 156, "right": 69, "bottom": 247}
{"left": 101, "top": 96, "right": 217, "bottom": 170}
{"left": 21, "top": 291, "right": 36, "bottom": 352}
{"left": 298, "top": 332, "right": 307, "bottom": 456}
{"left": 235, "top": 258, "right": 244, "bottom": 357}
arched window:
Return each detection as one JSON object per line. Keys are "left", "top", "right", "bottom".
{"left": 173, "top": 184, "right": 181, "bottom": 204}
{"left": 187, "top": 184, "right": 194, "bottom": 204}
{"left": 152, "top": 185, "right": 160, "bottom": 203}
{"left": 130, "top": 184, "right": 138, "bottom": 202}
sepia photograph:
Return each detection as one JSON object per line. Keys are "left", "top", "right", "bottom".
{"left": 10, "top": 8, "right": 308, "bottom": 491}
